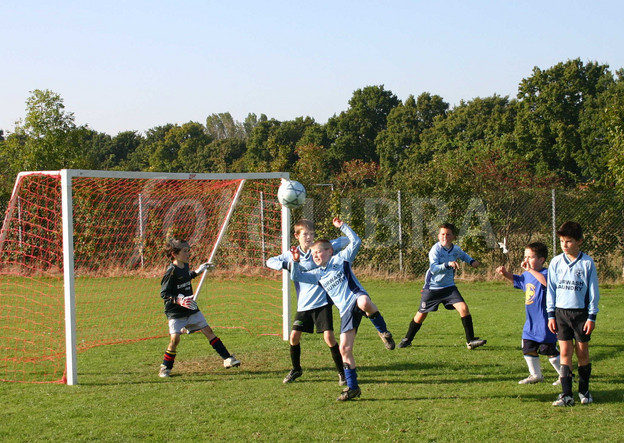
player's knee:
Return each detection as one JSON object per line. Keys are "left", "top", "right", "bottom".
{"left": 169, "top": 335, "right": 180, "bottom": 348}
{"left": 339, "top": 343, "right": 353, "bottom": 356}
{"left": 323, "top": 332, "right": 337, "bottom": 347}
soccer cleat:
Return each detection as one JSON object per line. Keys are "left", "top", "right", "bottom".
{"left": 398, "top": 338, "right": 412, "bottom": 348}
{"left": 552, "top": 393, "right": 575, "bottom": 407}
{"left": 378, "top": 331, "right": 395, "bottom": 350}
{"left": 579, "top": 391, "right": 593, "bottom": 405}
{"left": 337, "top": 386, "right": 361, "bottom": 401}
{"left": 466, "top": 337, "right": 487, "bottom": 350}
{"left": 223, "top": 354, "right": 241, "bottom": 369}
{"left": 338, "top": 372, "right": 347, "bottom": 386}
{"left": 518, "top": 374, "right": 544, "bottom": 384}
{"left": 283, "top": 368, "right": 303, "bottom": 384}
{"left": 158, "top": 364, "right": 171, "bottom": 378}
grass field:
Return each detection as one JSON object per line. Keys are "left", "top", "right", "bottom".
{"left": 1, "top": 280, "right": 622, "bottom": 441}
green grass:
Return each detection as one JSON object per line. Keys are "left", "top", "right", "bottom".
{"left": 1, "top": 281, "right": 623, "bottom": 441}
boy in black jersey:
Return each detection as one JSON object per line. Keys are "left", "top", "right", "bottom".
{"left": 159, "top": 238, "right": 240, "bottom": 378}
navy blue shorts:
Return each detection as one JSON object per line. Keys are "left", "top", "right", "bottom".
{"left": 340, "top": 301, "right": 365, "bottom": 334}
{"left": 418, "top": 286, "right": 465, "bottom": 313}
{"left": 522, "top": 339, "right": 559, "bottom": 356}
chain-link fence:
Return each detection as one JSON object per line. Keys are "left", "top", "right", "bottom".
{"left": 290, "top": 188, "right": 624, "bottom": 282}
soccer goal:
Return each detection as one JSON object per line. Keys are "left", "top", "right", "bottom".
{"left": 0, "top": 170, "right": 292, "bottom": 384}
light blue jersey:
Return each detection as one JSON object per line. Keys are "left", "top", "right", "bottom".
{"left": 424, "top": 242, "right": 476, "bottom": 290}
{"left": 290, "top": 224, "right": 365, "bottom": 317}
{"left": 266, "top": 236, "right": 349, "bottom": 312}
{"left": 546, "top": 252, "right": 599, "bottom": 321}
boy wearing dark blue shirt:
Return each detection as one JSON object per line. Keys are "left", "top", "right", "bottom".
{"left": 497, "top": 242, "right": 561, "bottom": 385}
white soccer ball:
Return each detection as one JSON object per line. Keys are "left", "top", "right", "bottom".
{"left": 277, "top": 180, "right": 306, "bottom": 209}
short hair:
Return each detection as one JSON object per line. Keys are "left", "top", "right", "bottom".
{"left": 556, "top": 221, "right": 583, "bottom": 241}
{"left": 165, "top": 238, "right": 189, "bottom": 260}
{"left": 312, "top": 238, "right": 332, "bottom": 250}
{"left": 439, "top": 223, "right": 457, "bottom": 236}
{"left": 294, "top": 219, "right": 315, "bottom": 234}
{"left": 526, "top": 242, "right": 548, "bottom": 260}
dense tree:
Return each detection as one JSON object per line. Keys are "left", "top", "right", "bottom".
{"left": 243, "top": 117, "right": 317, "bottom": 172}
{"left": 148, "top": 122, "right": 213, "bottom": 172}
{"left": 206, "top": 112, "right": 245, "bottom": 140}
{"left": 122, "top": 124, "right": 173, "bottom": 171}
{"left": 514, "top": 59, "right": 613, "bottom": 182}
{"left": 603, "top": 69, "right": 624, "bottom": 193}
{"left": 376, "top": 93, "right": 448, "bottom": 185}
{"left": 292, "top": 144, "right": 330, "bottom": 186}
{"left": 206, "top": 138, "right": 247, "bottom": 173}
{"left": 325, "top": 85, "right": 400, "bottom": 168}
{"left": 3, "top": 89, "right": 91, "bottom": 172}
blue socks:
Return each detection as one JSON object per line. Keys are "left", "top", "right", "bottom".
{"left": 344, "top": 365, "right": 359, "bottom": 389}
{"left": 368, "top": 311, "right": 387, "bottom": 333}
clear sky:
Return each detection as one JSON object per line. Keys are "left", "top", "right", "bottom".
{"left": 1, "top": 0, "right": 622, "bottom": 136}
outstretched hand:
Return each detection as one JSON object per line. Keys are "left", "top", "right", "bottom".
{"left": 290, "top": 245, "right": 300, "bottom": 262}
{"left": 194, "top": 262, "right": 213, "bottom": 274}
{"left": 332, "top": 217, "right": 343, "bottom": 228}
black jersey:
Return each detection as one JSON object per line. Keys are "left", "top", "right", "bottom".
{"left": 160, "top": 262, "right": 200, "bottom": 319}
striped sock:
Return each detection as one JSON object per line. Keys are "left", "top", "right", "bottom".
{"left": 162, "top": 350, "right": 176, "bottom": 369}
{"left": 210, "top": 337, "right": 231, "bottom": 360}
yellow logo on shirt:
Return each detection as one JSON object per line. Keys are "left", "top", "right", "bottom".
{"left": 525, "top": 283, "right": 536, "bottom": 305}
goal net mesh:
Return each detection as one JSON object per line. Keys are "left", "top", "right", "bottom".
{"left": 0, "top": 172, "right": 284, "bottom": 383}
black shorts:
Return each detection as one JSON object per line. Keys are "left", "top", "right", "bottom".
{"left": 522, "top": 339, "right": 559, "bottom": 356}
{"left": 418, "top": 286, "right": 465, "bottom": 313}
{"left": 292, "top": 304, "right": 334, "bottom": 334}
{"left": 555, "top": 308, "right": 591, "bottom": 342}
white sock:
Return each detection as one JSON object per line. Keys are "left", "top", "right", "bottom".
{"left": 524, "top": 355, "right": 542, "bottom": 377}
{"left": 549, "top": 355, "right": 561, "bottom": 376}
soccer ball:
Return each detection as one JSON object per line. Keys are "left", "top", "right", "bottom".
{"left": 277, "top": 180, "right": 306, "bottom": 209}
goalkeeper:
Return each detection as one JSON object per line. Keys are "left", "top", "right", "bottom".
{"left": 158, "top": 238, "right": 240, "bottom": 378}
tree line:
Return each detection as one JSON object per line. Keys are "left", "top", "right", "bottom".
{"left": 2, "top": 58, "right": 624, "bottom": 216}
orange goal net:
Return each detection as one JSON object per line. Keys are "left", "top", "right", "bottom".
{"left": 0, "top": 170, "right": 290, "bottom": 384}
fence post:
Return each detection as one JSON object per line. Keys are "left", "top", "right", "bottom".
{"left": 398, "top": 190, "right": 403, "bottom": 273}
{"left": 551, "top": 189, "right": 556, "bottom": 257}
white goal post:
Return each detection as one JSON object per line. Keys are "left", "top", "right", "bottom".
{"left": 0, "top": 169, "right": 292, "bottom": 385}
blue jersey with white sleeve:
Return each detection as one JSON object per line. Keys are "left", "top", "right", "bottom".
{"left": 513, "top": 268, "right": 557, "bottom": 343}
{"left": 424, "top": 242, "right": 476, "bottom": 290}
{"left": 546, "top": 252, "right": 599, "bottom": 321}
{"left": 290, "top": 224, "right": 366, "bottom": 318}
{"left": 266, "top": 236, "right": 349, "bottom": 312}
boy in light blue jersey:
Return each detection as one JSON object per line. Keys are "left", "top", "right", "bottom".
{"left": 290, "top": 217, "right": 395, "bottom": 401}
{"left": 398, "top": 223, "right": 486, "bottom": 350}
{"left": 497, "top": 242, "right": 561, "bottom": 385}
{"left": 267, "top": 219, "right": 349, "bottom": 385}
{"left": 547, "top": 221, "right": 599, "bottom": 407}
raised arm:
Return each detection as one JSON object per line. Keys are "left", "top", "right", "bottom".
{"left": 333, "top": 218, "right": 361, "bottom": 262}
